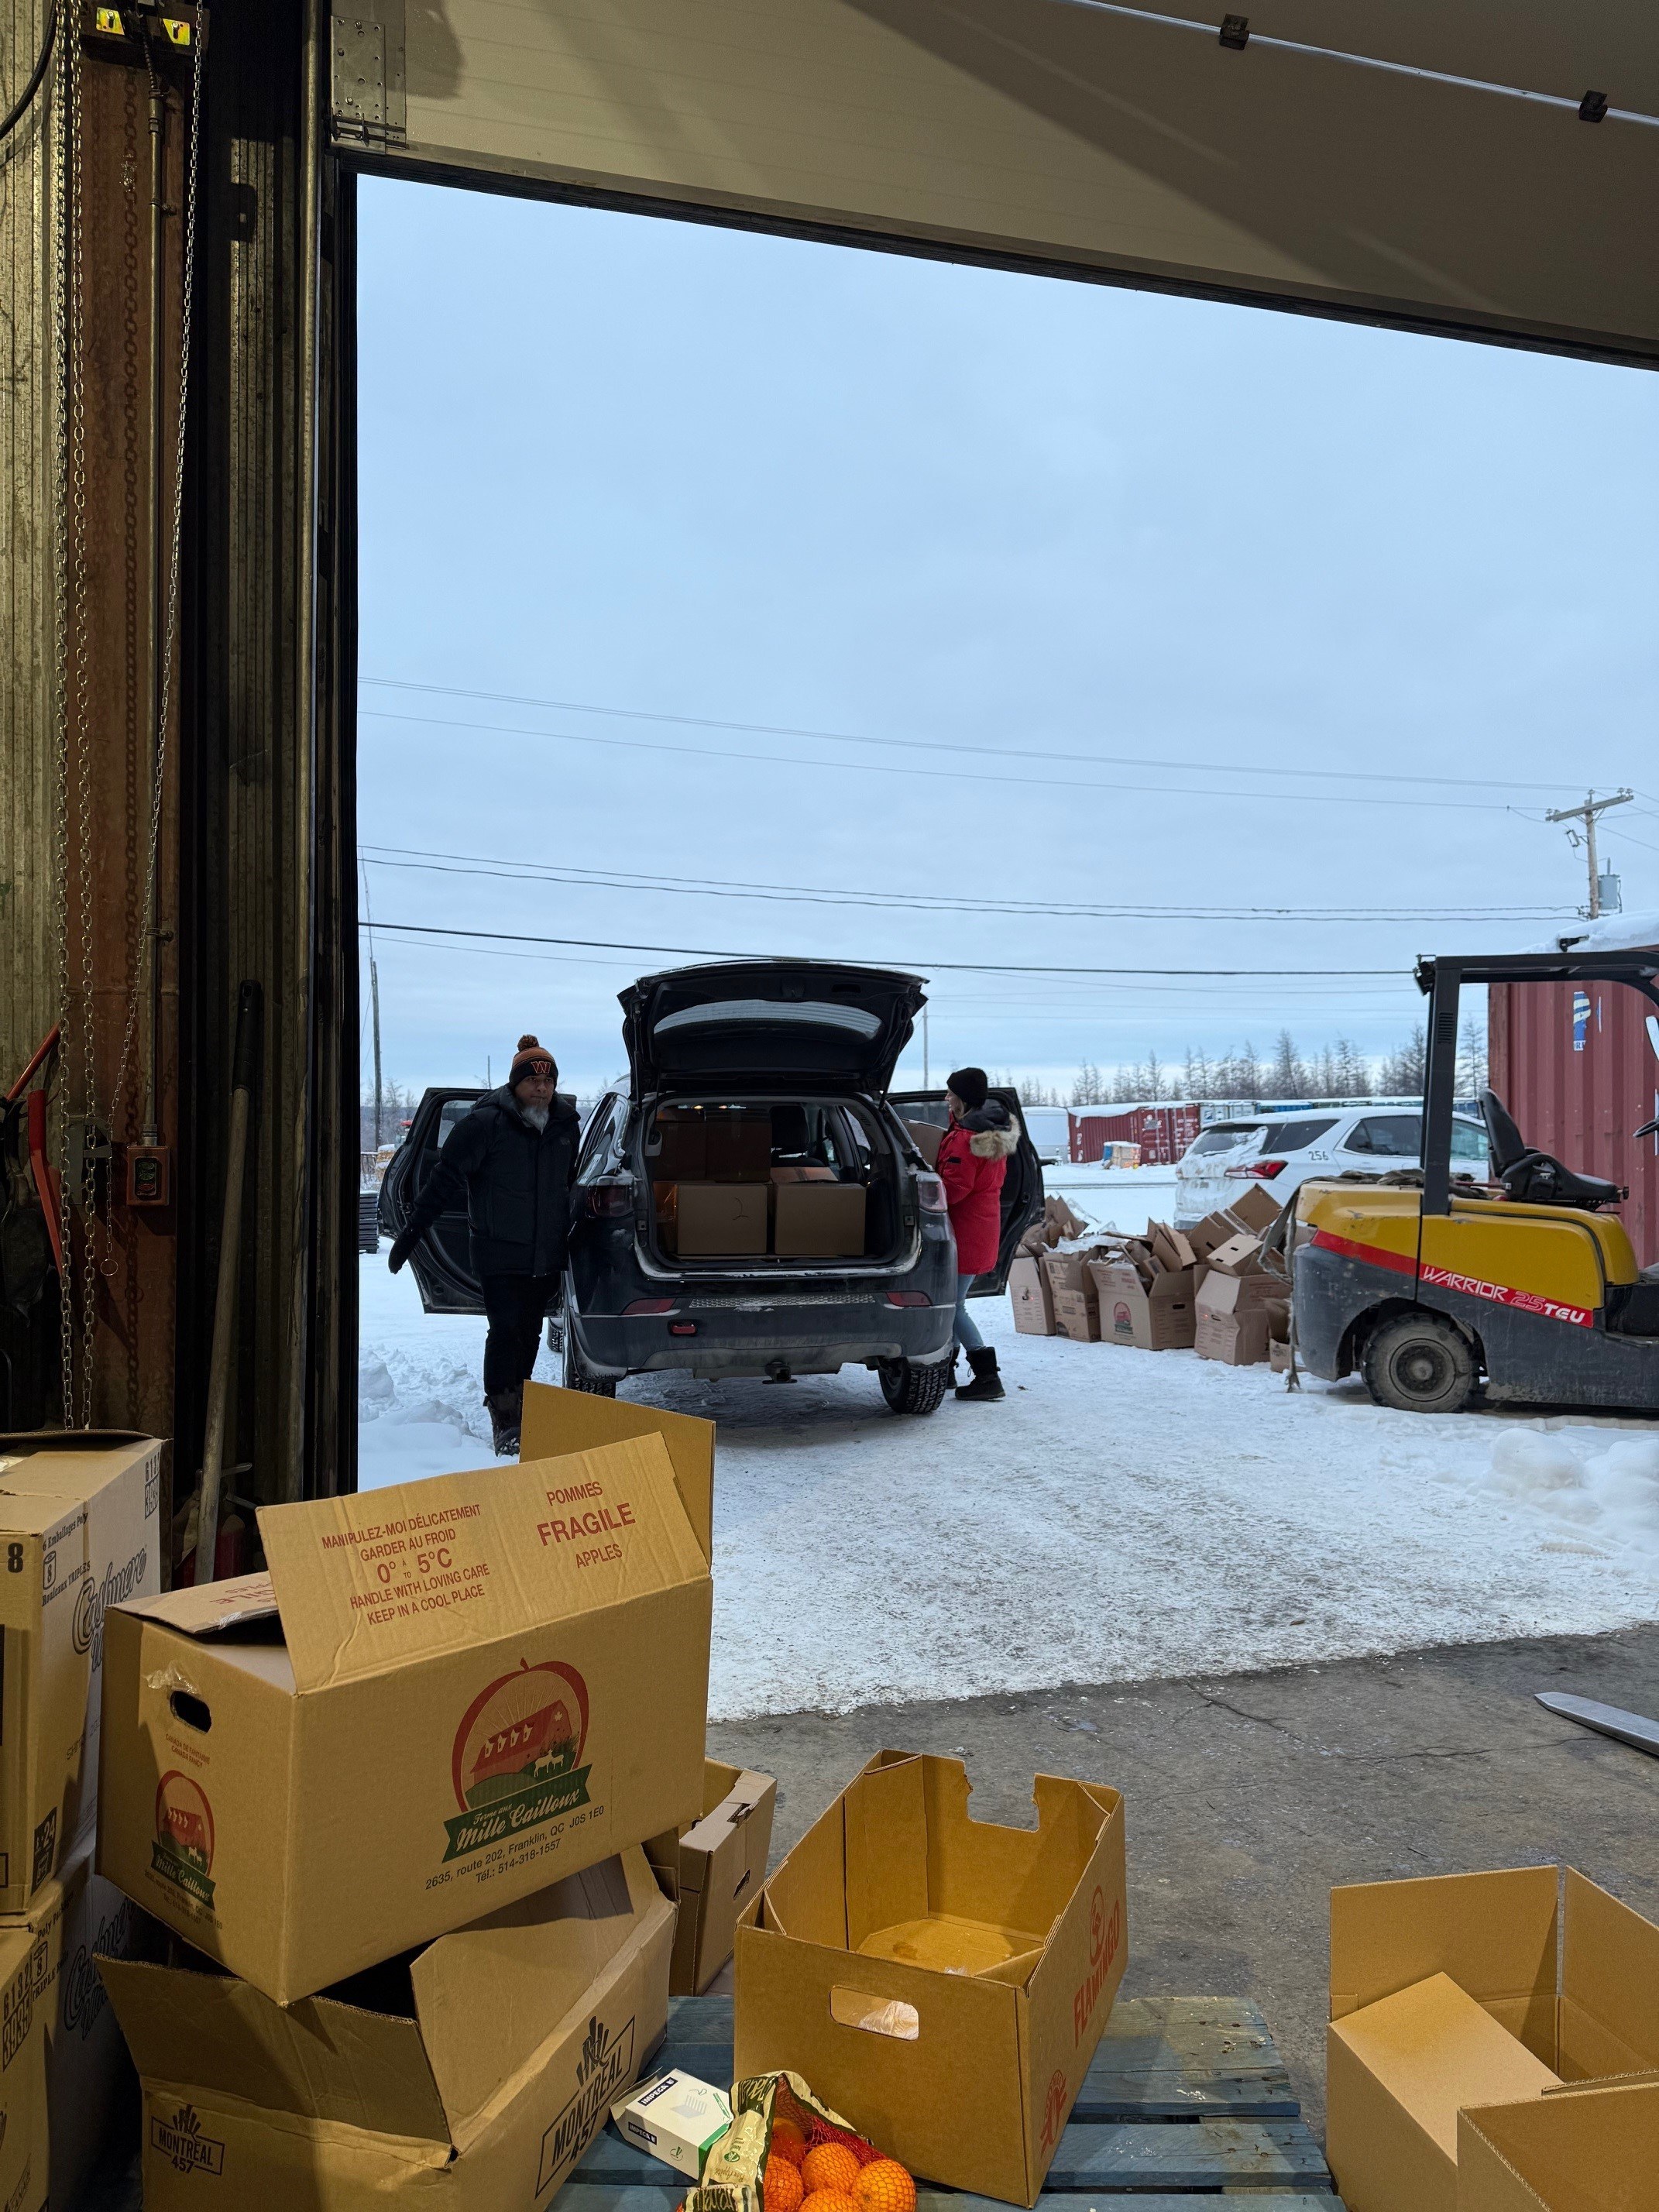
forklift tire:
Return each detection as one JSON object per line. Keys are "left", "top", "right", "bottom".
{"left": 1362, "top": 1311, "right": 1477, "bottom": 1415}
{"left": 878, "top": 1358, "right": 949, "bottom": 1416}
{"left": 562, "top": 1333, "right": 617, "bottom": 1397}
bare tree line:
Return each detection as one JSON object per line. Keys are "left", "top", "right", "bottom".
{"left": 996, "top": 1018, "right": 1487, "bottom": 1109}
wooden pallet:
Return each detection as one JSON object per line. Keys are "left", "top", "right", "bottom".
{"left": 570, "top": 1994, "right": 1342, "bottom": 2205}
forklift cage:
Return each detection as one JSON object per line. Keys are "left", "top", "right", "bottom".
{"left": 1415, "top": 950, "right": 1659, "bottom": 1216}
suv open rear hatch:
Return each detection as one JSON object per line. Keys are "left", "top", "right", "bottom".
{"left": 620, "top": 961, "right": 925, "bottom": 1093}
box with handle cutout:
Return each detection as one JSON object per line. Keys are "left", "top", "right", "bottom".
{"left": 733, "top": 1751, "right": 1126, "bottom": 2207}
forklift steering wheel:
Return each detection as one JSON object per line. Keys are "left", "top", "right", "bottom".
{"left": 1635, "top": 1117, "right": 1659, "bottom": 1142}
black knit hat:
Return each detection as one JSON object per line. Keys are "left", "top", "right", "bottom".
{"left": 946, "top": 1066, "right": 989, "bottom": 1111}
{"left": 510, "top": 1034, "right": 558, "bottom": 1086}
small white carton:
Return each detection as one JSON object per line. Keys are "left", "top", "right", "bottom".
{"left": 612, "top": 2069, "right": 733, "bottom": 2179}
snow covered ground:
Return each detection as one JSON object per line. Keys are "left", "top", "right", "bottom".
{"left": 358, "top": 1201, "right": 1659, "bottom": 1719}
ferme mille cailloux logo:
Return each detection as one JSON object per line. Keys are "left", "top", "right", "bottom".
{"left": 442, "top": 1658, "right": 591, "bottom": 1863}
{"left": 151, "top": 1774, "right": 215, "bottom": 1908}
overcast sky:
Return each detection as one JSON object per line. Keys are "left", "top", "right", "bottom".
{"left": 356, "top": 176, "right": 1657, "bottom": 1104}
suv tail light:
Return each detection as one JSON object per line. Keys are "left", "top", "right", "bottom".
{"left": 1227, "top": 1159, "right": 1286, "bottom": 1180}
{"left": 585, "top": 1183, "right": 634, "bottom": 1218}
{"left": 917, "top": 1174, "right": 948, "bottom": 1212}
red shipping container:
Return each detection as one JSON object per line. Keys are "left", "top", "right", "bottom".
{"left": 1489, "top": 965, "right": 1659, "bottom": 1267}
{"left": 1069, "top": 1102, "right": 1203, "bottom": 1166}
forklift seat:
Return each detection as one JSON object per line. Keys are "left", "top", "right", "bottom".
{"left": 1479, "top": 1089, "right": 1626, "bottom": 1211}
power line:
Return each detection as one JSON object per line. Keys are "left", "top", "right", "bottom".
{"left": 359, "top": 676, "right": 1582, "bottom": 798}
{"left": 361, "top": 918, "right": 1405, "bottom": 977}
{"left": 359, "top": 706, "right": 1541, "bottom": 817}
{"left": 356, "top": 843, "right": 1571, "bottom": 923}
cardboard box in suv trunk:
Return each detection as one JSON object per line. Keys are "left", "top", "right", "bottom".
{"left": 98, "top": 1409, "right": 713, "bottom": 2004}
{"left": 100, "top": 1846, "right": 674, "bottom": 2210}
{"left": 647, "top": 1757, "right": 777, "bottom": 1994}
{"left": 734, "top": 1752, "right": 1126, "bottom": 2207}
{"left": 1327, "top": 1864, "right": 1659, "bottom": 2212}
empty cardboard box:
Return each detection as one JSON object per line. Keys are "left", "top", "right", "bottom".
{"left": 735, "top": 1752, "right": 1126, "bottom": 2207}
{"left": 1194, "top": 1272, "right": 1279, "bottom": 1365}
{"left": 675, "top": 1184, "right": 768, "bottom": 1256}
{"left": 773, "top": 1182, "right": 865, "bottom": 1257}
{"left": 1328, "top": 1865, "right": 1659, "bottom": 2212}
{"left": 100, "top": 1846, "right": 675, "bottom": 2210}
{"left": 0, "top": 1430, "right": 162, "bottom": 1909}
{"left": 1008, "top": 1258, "right": 1056, "bottom": 1336}
{"left": 99, "top": 1407, "right": 713, "bottom": 2004}
{"left": 1459, "top": 2076, "right": 1659, "bottom": 2212}
{"left": 1091, "top": 1260, "right": 1195, "bottom": 1352}
{"left": 647, "top": 1758, "right": 777, "bottom": 1995}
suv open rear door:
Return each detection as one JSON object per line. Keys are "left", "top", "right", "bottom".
{"left": 376, "top": 1087, "right": 487, "bottom": 1314}
{"left": 889, "top": 1087, "right": 1045, "bottom": 1295}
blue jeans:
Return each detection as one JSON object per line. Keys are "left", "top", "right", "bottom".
{"left": 953, "top": 1271, "right": 985, "bottom": 1355}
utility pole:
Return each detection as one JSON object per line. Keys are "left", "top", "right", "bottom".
{"left": 1544, "top": 789, "right": 1633, "bottom": 917}
{"left": 370, "top": 957, "right": 383, "bottom": 1148}
{"left": 922, "top": 1007, "right": 930, "bottom": 1087}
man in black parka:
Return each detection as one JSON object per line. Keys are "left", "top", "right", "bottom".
{"left": 388, "top": 1034, "right": 581, "bottom": 1454}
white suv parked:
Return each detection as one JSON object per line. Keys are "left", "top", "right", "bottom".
{"left": 1173, "top": 1106, "right": 1490, "bottom": 1228}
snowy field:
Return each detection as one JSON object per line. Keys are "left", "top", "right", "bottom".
{"left": 359, "top": 1176, "right": 1659, "bottom": 1719}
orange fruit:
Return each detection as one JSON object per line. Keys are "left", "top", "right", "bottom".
{"left": 802, "top": 2146, "right": 862, "bottom": 2198}
{"left": 854, "top": 2162, "right": 916, "bottom": 2212}
{"left": 800, "top": 2193, "right": 859, "bottom": 2212}
{"left": 765, "top": 2160, "right": 805, "bottom": 2212}
{"left": 770, "top": 2122, "right": 808, "bottom": 2169}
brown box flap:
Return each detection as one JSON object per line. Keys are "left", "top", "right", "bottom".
{"left": 1459, "top": 2077, "right": 1659, "bottom": 2212}
{"left": 256, "top": 1435, "right": 704, "bottom": 1694}
{"left": 97, "top": 1953, "right": 452, "bottom": 2143}
{"left": 1559, "top": 1869, "right": 1659, "bottom": 2080}
{"left": 118, "top": 1572, "right": 280, "bottom": 1637}
{"left": 410, "top": 1846, "right": 672, "bottom": 2137}
{"left": 520, "top": 1384, "right": 715, "bottom": 1563}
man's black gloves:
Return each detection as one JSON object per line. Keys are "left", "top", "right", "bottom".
{"left": 388, "top": 1228, "right": 421, "bottom": 1275}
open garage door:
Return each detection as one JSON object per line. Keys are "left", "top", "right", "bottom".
{"left": 331, "top": 0, "right": 1659, "bottom": 366}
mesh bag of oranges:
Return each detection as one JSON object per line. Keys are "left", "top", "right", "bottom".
{"left": 689, "top": 2072, "right": 916, "bottom": 2212}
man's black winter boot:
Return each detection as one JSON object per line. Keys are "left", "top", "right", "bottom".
{"left": 954, "top": 1347, "right": 1005, "bottom": 1402}
{"left": 486, "top": 1386, "right": 523, "bottom": 1456}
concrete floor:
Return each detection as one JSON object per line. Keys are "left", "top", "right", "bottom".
{"left": 710, "top": 1624, "right": 1659, "bottom": 2137}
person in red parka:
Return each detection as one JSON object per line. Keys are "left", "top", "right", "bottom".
{"left": 935, "top": 1066, "right": 1020, "bottom": 1403}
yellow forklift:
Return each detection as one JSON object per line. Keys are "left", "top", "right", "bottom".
{"left": 1292, "top": 948, "right": 1659, "bottom": 1414}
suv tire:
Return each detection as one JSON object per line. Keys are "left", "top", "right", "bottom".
{"left": 878, "top": 1357, "right": 949, "bottom": 1417}
{"left": 1362, "top": 1310, "right": 1476, "bottom": 1414}
{"left": 562, "top": 1334, "right": 618, "bottom": 1398}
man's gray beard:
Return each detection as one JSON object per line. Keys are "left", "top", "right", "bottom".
{"left": 521, "top": 1102, "right": 549, "bottom": 1132}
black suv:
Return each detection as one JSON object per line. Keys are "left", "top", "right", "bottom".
{"left": 379, "top": 960, "right": 1043, "bottom": 1415}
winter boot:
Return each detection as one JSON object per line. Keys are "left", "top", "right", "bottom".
{"left": 954, "top": 1347, "right": 1005, "bottom": 1403}
{"left": 486, "top": 1386, "right": 523, "bottom": 1456}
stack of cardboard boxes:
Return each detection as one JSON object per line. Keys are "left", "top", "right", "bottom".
{"left": 650, "top": 1106, "right": 865, "bottom": 1259}
{"left": 0, "top": 1431, "right": 163, "bottom": 2212}
{"left": 60, "top": 1388, "right": 770, "bottom": 2208}
{"left": 1008, "top": 1186, "right": 1286, "bottom": 1365}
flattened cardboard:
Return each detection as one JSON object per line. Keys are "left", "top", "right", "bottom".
{"left": 1008, "top": 1259, "right": 1056, "bottom": 1336}
{"left": 735, "top": 1753, "right": 1126, "bottom": 2207}
{"left": 1459, "top": 2077, "right": 1659, "bottom": 2212}
{"left": 100, "top": 1404, "right": 713, "bottom": 2004}
{"left": 0, "top": 1431, "right": 162, "bottom": 1908}
{"left": 1327, "top": 1973, "right": 1561, "bottom": 2212}
{"left": 773, "top": 1183, "right": 866, "bottom": 1256}
{"left": 647, "top": 1759, "right": 776, "bottom": 1995}
{"left": 1328, "top": 1866, "right": 1659, "bottom": 2212}
{"left": 1, "top": 1843, "right": 149, "bottom": 2212}
{"left": 1091, "top": 1261, "right": 1195, "bottom": 1352}
{"left": 675, "top": 1183, "right": 769, "bottom": 1255}
{"left": 101, "top": 1846, "right": 675, "bottom": 2211}
{"left": 0, "top": 1922, "right": 48, "bottom": 2212}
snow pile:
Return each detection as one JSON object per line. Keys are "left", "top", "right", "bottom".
{"left": 1526, "top": 908, "right": 1659, "bottom": 956}
{"left": 1474, "top": 1428, "right": 1659, "bottom": 1561}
